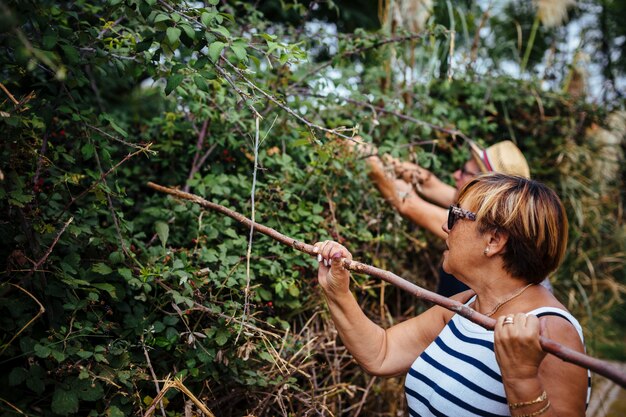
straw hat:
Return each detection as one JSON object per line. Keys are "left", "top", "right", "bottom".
{"left": 468, "top": 140, "right": 530, "bottom": 178}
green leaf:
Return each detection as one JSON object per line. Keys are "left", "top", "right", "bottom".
{"left": 51, "top": 387, "right": 79, "bottom": 415}
{"left": 92, "top": 263, "right": 113, "bottom": 275}
{"left": 230, "top": 44, "right": 247, "bottom": 62}
{"left": 9, "top": 190, "right": 34, "bottom": 207}
{"left": 118, "top": 267, "right": 133, "bottom": 280}
{"left": 209, "top": 0, "right": 219, "bottom": 5}
{"left": 8, "top": 367, "right": 29, "bottom": 386}
{"left": 194, "top": 75, "right": 209, "bottom": 92}
{"left": 74, "top": 378, "right": 104, "bottom": 401}
{"left": 213, "top": 26, "right": 230, "bottom": 39}
{"left": 201, "top": 12, "right": 214, "bottom": 27}
{"left": 34, "top": 343, "right": 51, "bottom": 358}
{"left": 165, "top": 74, "right": 184, "bottom": 95}
{"left": 51, "top": 350, "right": 66, "bottom": 362}
{"left": 166, "top": 27, "right": 181, "bottom": 45}
{"left": 154, "top": 13, "right": 170, "bottom": 24}
{"left": 81, "top": 142, "right": 95, "bottom": 159}
{"left": 180, "top": 23, "right": 195, "bottom": 40}
{"left": 43, "top": 30, "right": 58, "bottom": 49}
{"left": 60, "top": 44, "right": 80, "bottom": 65}
{"left": 92, "top": 283, "right": 117, "bottom": 298}
{"left": 208, "top": 41, "right": 225, "bottom": 62}
{"left": 101, "top": 115, "right": 128, "bottom": 138}
{"left": 107, "top": 406, "right": 125, "bottom": 417}
{"left": 215, "top": 329, "right": 229, "bottom": 346}
{"left": 155, "top": 221, "right": 169, "bottom": 247}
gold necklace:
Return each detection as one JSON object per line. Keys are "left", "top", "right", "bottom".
{"left": 482, "top": 283, "right": 535, "bottom": 317}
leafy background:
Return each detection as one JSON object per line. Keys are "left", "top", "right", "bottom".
{"left": 1, "top": 0, "right": 624, "bottom": 416}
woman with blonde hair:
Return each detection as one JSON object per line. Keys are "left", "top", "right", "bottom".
{"left": 314, "top": 173, "right": 589, "bottom": 416}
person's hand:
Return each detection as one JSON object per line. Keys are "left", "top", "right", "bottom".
{"left": 494, "top": 313, "right": 548, "bottom": 381}
{"left": 343, "top": 136, "right": 379, "bottom": 159}
{"left": 314, "top": 240, "right": 353, "bottom": 296}
{"left": 383, "top": 156, "right": 431, "bottom": 187}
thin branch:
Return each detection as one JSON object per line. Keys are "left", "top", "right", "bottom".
{"left": 33, "top": 131, "right": 49, "bottom": 189}
{"left": 141, "top": 336, "right": 167, "bottom": 417}
{"left": 183, "top": 119, "right": 213, "bottom": 193}
{"left": 85, "top": 124, "right": 152, "bottom": 151}
{"left": 29, "top": 217, "right": 73, "bottom": 274}
{"left": 92, "top": 140, "right": 134, "bottom": 262}
{"left": 222, "top": 60, "right": 356, "bottom": 141}
{"left": 0, "top": 397, "right": 27, "bottom": 415}
{"left": 143, "top": 377, "right": 216, "bottom": 417}
{"left": 212, "top": 62, "right": 262, "bottom": 119}
{"left": 147, "top": 182, "right": 626, "bottom": 388}
{"left": 0, "top": 284, "right": 46, "bottom": 356}
{"left": 300, "top": 92, "right": 471, "bottom": 142}
{"left": 240, "top": 117, "right": 261, "bottom": 340}
{"left": 0, "top": 81, "right": 19, "bottom": 105}
{"left": 290, "top": 32, "right": 440, "bottom": 89}
{"left": 59, "top": 143, "right": 153, "bottom": 216}
{"left": 469, "top": 1, "right": 492, "bottom": 65}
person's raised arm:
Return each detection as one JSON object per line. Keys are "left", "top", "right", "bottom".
{"left": 363, "top": 156, "right": 449, "bottom": 239}
{"left": 384, "top": 155, "right": 457, "bottom": 207}
{"left": 314, "top": 241, "right": 451, "bottom": 376}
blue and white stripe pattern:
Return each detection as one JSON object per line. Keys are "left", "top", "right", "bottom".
{"left": 405, "top": 299, "right": 591, "bottom": 416}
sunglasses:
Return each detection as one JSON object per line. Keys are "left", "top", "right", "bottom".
{"left": 459, "top": 163, "right": 480, "bottom": 177}
{"left": 448, "top": 204, "right": 477, "bottom": 230}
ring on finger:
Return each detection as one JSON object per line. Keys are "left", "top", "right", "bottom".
{"left": 503, "top": 316, "right": 514, "bottom": 325}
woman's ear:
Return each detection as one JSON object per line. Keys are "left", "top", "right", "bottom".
{"left": 484, "top": 228, "right": 508, "bottom": 257}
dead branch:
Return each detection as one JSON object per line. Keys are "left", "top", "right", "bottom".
{"left": 143, "top": 377, "right": 216, "bottom": 417}
{"left": 29, "top": 216, "right": 73, "bottom": 275}
{"left": 59, "top": 143, "right": 153, "bottom": 217}
{"left": 0, "top": 284, "right": 46, "bottom": 356}
{"left": 147, "top": 182, "right": 626, "bottom": 388}
{"left": 222, "top": 60, "right": 357, "bottom": 141}
{"left": 299, "top": 92, "right": 471, "bottom": 143}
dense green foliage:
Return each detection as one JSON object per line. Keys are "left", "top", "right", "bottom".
{"left": 1, "top": 0, "right": 624, "bottom": 416}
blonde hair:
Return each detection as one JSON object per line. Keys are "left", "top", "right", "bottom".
{"left": 458, "top": 173, "right": 568, "bottom": 283}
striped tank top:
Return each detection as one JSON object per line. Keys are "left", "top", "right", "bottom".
{"left": 405, "top": 298, "right": 591, "bottom": 416}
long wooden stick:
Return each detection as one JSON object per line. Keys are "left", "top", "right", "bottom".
{"left": 147, "top": 182, "right": 626, "bottom": 388}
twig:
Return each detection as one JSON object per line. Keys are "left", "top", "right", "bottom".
{"left": 222, "top": 60, "right": 356, "bottom": 141}
{"left": 143, "top": 377, "right": 216, "bottom": 417}
{"left": 147, "top": 182, "right": 626, "bottom": 388}
{"left": 85, "top": 124, "right": 152, "bottom": 151}
{"left": 469, "top": 1, "right": 492, "bottom": 65}
{"left": 29, "top": 217, "right": 73, "bottom": 275}
{"left": 92, "top": 140, "right": 134, "bottom": 261}
{"left": 0, "top": 81, "right": 19, "bottom": 105}
{"left": 59, "top": 143, "right": 153, "bottom": 216}
{"left": 299, "top": 92, "right": 471, "bottom": 142}
{"left": 290, "top": 32, "right": 439, "bottom": 90}
{"left": 238, "top": 116, "right": 261, "bottom": 342}
{"left": 184, "top": 119, "right": 211, "bottom": 193}
{"left": 347, "top": 375, "right": 376, "bottom": 417}
{"left": 212, "top": 62, "right": 262, "bottom": 119}
{"left": 141, "top": 336, "right": 167, "bottom": 417}
{"left": 0, "top": 397, "right": 26, "bottom": 415}
{"left": 33, "top": 131, "right": 49, "bottom": 189}
{"left": 0, "top": 284, "right": 46, "bottom": 356}
{"left": 447, "top": 30, "right": 455, "bottom": 82}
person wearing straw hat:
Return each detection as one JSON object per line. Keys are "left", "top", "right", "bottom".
{"left": 349, "top": 139, "right": 548, "bottom": 296}
{"left": 314, "top": 173, "right": 590, "bottom": 417}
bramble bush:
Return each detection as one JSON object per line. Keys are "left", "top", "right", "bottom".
{"left": 1, "top": 0, "right": 624, "bottom": 416}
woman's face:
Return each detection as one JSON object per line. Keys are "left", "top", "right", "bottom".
{"left": 452, "top": 158, "right": 481, "bottom": 192}
{"left": 441, "top": 198, "right": 484, "bottom": 279}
